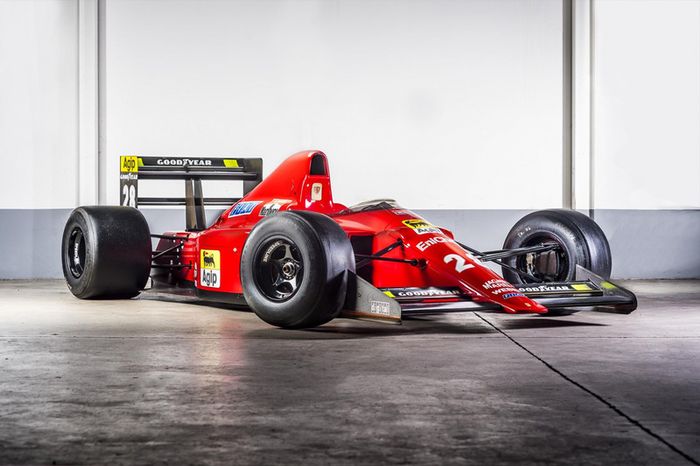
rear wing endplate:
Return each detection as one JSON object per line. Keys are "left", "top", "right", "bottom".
{"left": 120, "top": 155, "right": 262, "bottom": 231}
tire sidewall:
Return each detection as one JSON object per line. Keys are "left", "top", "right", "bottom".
{"left": 62, "top": 208, "right": 99, "bottom": 298}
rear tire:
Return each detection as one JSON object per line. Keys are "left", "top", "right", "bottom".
{"left": 61, "top": 206, "right": 151, "bottom": 299}
{"left": 502, "top": 209, "right": 611, "bottom": 284}
{"left": 240, "top": 211, "right": 354, "bottom": 329}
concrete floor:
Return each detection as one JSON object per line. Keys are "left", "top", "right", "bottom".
{"left": 0, "top": 281, "right": 699, "bottom": 465}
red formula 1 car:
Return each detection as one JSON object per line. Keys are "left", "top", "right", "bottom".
{"left": 61, "top": 150, "right": 636, "bottom": 328}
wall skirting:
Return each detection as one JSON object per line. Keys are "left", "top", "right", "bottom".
{"left": 415, "top": 209, "right": 700, "bottom": 280}
{"left": 1, "top": 208, "right": 698, "bottom": 279}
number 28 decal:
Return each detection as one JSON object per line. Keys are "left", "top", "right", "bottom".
{"left": 122, "top": 184, "right": 136, "bottom": 207}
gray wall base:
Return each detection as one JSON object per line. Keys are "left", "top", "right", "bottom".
{"left": 1, "top": 208, "right": 698, "bottom": 279}
{"left": 415, "top": 209, "right": 700, "bottom": 280}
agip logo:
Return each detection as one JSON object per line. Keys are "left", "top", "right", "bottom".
{"left": 120, "top": 156, "right": 139, "bottom": 173}
{"left": 402, "top": 219, "right": 441, "bottom": 235}
{"left": 200, "top": 249, "right": 221, "bottom": 288}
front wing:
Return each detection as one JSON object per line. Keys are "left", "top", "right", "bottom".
{"left": 340, "top": 265, "right": 637, "bottom": 323}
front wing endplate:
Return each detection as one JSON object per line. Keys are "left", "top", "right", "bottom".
{"left": 341, "top": 271, "right": 402, "bottom": 323}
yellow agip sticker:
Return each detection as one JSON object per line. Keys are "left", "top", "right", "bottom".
{"left": 201, "top": 250, "right": 220, "bottom": 269}
{"left": 402, "top": 219, "right": 441, "bottom": 235}
{"left": 120, "top": 156, "right": 139, "bottom": 173}
{"left": 200, "top": 249, "right": 221, "bottom": 288}
{"left": 571, "top": 283, "right": 592, "bottom": 291}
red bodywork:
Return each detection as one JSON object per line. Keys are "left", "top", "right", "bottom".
{"left": 156, "top": 150, "right": 547, "bottom": 315}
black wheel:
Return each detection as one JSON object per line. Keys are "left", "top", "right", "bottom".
{"left": 240, "top": 211, "right": 355, "bottom": 329}
{"left": 502, "top": 209, "right": 611, "bottom": 284}
{"left": 62, "top": 206, "right": 151, "bottom": 299}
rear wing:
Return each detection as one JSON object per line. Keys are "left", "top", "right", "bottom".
{"left": 120, "top": 155, "right": 263, "bottom": 231}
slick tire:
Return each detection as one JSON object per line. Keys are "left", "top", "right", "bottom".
{"left": 62, "top": 206, "right": 152, "bottom": 299}
{"left": 502, "top": 209, "right": 611, "bottom": 284}
{"left": 240, "top": 211, "right": 355, "bottom": 329}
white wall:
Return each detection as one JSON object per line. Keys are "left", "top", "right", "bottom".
{"left": 104, "top": 0, "right": 564, "bottom": 210}
{"left": 0, "top": 0, "right": 79, "bottom": 209}
{"left": 591, "top": 0, "right": 700, "bottom": 210}
{"left": 0, "top": 0, "right": 698, "bottom": 280}
{"left": 3, "top": 0, "right": 698, "bottom": 213}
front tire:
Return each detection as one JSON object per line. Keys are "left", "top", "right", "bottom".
{"left": 502, "top": 209, "right": 611, "bottom": 284}
{"left": 240, "top": 211, "right": 354, "bottom": 329}
{"left": 61, "top": 206, "right": 151, "bottom": 298}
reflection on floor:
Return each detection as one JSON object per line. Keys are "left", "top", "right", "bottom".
{"left": 1, "top": 280, "right": 699, "bottom": 465}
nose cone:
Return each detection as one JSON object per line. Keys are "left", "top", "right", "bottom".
{"left": 412, "top": 238, "right": 548, "bottom": 314}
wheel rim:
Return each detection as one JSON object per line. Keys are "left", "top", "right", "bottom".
{"left": 253, "top": 237, "right": 304, "bottom": 302}
{"left": 68, "top": 227, "right": 86, "bottom": 278}
{"left": 515, "top": 235, "right": 569, "bottom": 283}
